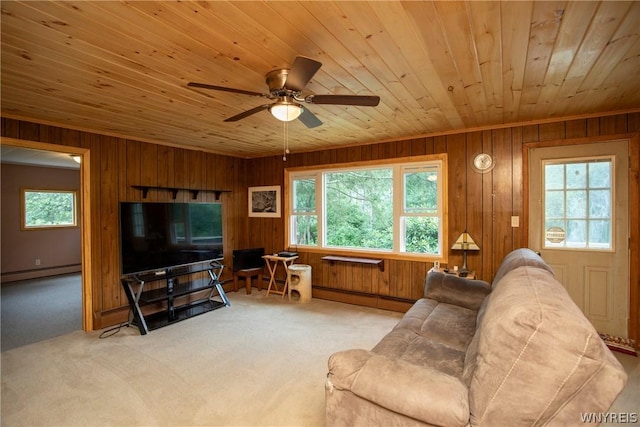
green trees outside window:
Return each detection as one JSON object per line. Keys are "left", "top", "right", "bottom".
{"left": 22, "top": 189, "right": 77, "bottom": 229}
{"left": 286, "top": 155, "right": 447, "bottom": 258}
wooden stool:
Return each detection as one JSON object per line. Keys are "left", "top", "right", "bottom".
{"left": 233, "top": 268, "right": 263, "bottom": 294}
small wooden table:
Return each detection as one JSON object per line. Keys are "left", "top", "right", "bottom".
{"left": 262, "top": 254, "right": 298, "bottom": 299}
{"left": 430, "top": 267, "right": 476, "bottom": 280}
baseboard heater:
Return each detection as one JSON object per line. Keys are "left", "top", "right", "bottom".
{"left": 312, "top": 285, "right": 415, "bottom": 313}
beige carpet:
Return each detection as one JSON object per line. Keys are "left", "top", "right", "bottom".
{"left": 1, "top": 290, "right": 402, "bottom": 427}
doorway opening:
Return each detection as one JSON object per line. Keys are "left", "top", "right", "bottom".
{"left": 0, "top": 138, "right": 92, "bottom": 335}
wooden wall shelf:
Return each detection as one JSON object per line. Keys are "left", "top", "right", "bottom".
{"left": 132, "top": 185, "right": 231, "bottom": 200}
{"left": 322, "top": 255, "right": 385, "bottom": 272}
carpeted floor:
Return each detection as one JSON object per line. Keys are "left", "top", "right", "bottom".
{"left": 2, "top": 284, "right": 638, "bottom": 426}
{"left": 1, "top": 290, "right": 403, "bottom": 426}
{"left": 1, "top": 273, "right": 82, "bottom": 351}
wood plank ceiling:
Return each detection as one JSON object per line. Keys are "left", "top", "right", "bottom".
{"left": 2, "top": 1, "right": 639, "bottom": 158}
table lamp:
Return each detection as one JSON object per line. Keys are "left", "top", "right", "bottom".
{"left": 451, "top": 231, "right": 479, "bottom": 273}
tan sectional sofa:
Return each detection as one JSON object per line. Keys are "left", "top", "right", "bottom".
{"left": 325, "top": 248, "right": 627, "bottom": 426}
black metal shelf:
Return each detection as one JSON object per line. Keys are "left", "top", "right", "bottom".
{"left": 134, "top": 299, "right": 227, "bottom": 332}
{"left": 139, "top": 277, "right": 215, "bottom": 303}
{"left": 121, "top": 260, "right": 230, "bottom": 335}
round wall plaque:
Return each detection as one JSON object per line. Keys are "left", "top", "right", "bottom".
{"left": 472, "top": 153, "right": 495, "bottom": 173}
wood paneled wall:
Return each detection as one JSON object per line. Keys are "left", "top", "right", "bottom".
{"left": 1, "top": 118, "right": 250, "bottom": 328}
{"left": 2, "top": 113, "right": 638, "bottom": 343}
{"left": 246, "top": 113, "right": 639, "bottom": 340}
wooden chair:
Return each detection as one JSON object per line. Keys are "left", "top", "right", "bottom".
{"left": 232, "top": 248, "right": 265, "bottom": 294}
{"left": 233, "top": 267, "right": 263, "bottom": 294}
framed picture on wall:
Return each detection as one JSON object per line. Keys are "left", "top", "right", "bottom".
{"left": 248, "top": 185, "right": 281, "bottom": 218}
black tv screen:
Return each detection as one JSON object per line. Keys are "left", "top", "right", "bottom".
{"left": 119, "top": 202, "right": 223, "bottom": 276}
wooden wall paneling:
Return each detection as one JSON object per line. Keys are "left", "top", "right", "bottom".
{"left": 539, "top": 121, "right": 566, "bottom": 142}
{"left": 100, "top": 136, "right": 122, "bottom": 310}
{"left": 233, "top": 157, "right": 249, "bottom": 250}
{"left": 629, "top": 112, "right": 640, "bottom": 133}
{"left": 599, "top": 114, "right": 628, "bottom": 135}
{"left": 565, "top": 118, "right": 588, "bottom": 139}
{"left": 156, "top": 145, "right": 173, "bottom": 201}
{"left": 38, "top": 124, "right": 62, "bottom": 145}
{"left": 480, "top": 130, "right": 494, "bottom": 278}
{"left": 140, "top": 142, "right": 158, "bottom": 202}
{"left": 325, "top": 260, "right": 342, "bottom": 290}
{"left": 379, "top": 141, "right": 397, "bottom": 160}
{"left": 19, "top": 121, "right": 40, "bottom": 141}
{"left": 511, "top": 126, "right": 524, "bottom": 249}
{"left": 125, "top": 139, "right": 141, "bottom": 201}
{"left": 395, "top": 139, "right": 412, "bottom": 158}
{"left": 1, "top": 117, "right": 18, "bottom": 137}
{"left": 447, "top": 133, "right": 467, "bottom": 269}
{"left": 386, "top": 260, "right": 397, "bottom": 297}
{"left": 360, "top": 261, "right": 374, "bottom": 294}
{"left": 79, "top": 132, "right": 103, "bottom": 318}
{"left": 587, "top": 117, "right": 601, "bottom": 136}
{"left": 412, "top": 261, "right": 428, "bottom": 300}
{"left": 379, "top": 257, "right": 391, "bottom": 296}
{"left": 3, "top": 114, "right": 637, "bottom": 331}
{"left": 172, "top": 149, "right": 187, "bottom": 202}
{"left": 188, "top": 149, "right": 202, "bottom": 197}
{"left": 491, "top": 128, "right": 515, "bottom": 276}
{"left": 434, "top": 135, "right": 447, "bottom": 154}
{"left": 522, "top": 124, "right": 540, "bottom": 143}
{"left": 464, "top": 132, "right": 484, "bottom": 278}
{"left": 394, "top": 259, "right": 413, "bottom": 299}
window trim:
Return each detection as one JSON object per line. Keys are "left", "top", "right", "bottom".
{"left": 284, "top": 154, "right": 448, "bottom": 262}
{"left": 21, "top": 188, "right": 79, "bottom": 230}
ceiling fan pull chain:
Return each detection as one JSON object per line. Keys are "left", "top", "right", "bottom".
{"left": 283, "top": 120, "right": 288, "bottom": 161}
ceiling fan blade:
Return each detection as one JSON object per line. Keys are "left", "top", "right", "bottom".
{"left": 297, "top": 108, "right": 322, "bottom": 128}
{"left": 223, "top": 104, "right": 271, "bottom": 122}
{"left": 284, "top": 56, "right": 322, "bottom": 92}
{"left": 307, "top": 94, "right": 380, "bottom": 106}
{"left": 187, "top": 82, "right": 268, "bottom": 98}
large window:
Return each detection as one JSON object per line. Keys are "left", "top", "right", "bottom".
{"left": 543, "top": 157, "right": 613, "bottom": 250}
{"left": 22, "top": 189, "right": 78, "bottom": 229}
{"left": 286, "top": 155, "right": 447, "bottom": 259}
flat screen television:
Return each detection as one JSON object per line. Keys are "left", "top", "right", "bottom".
{"left": 119, "top": 202, "right": 223, "bottom": 276}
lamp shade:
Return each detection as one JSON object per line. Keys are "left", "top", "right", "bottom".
{"left": 451, "top": 231, "right": 479, "bottom": 251}
{"left": 269, "top": 101, "right": 303, "bottom": 122}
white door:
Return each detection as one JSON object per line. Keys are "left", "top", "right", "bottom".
{"left": 529, "top": 140, "right": 630, "bottom": 338}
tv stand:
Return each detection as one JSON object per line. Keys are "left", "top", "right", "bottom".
{"left": 121, "top": 260, "right": 229, "bottom": 335}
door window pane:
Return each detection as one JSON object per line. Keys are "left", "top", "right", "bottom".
{"left": 543, "top": 159, "right": 612, "bottom": 250}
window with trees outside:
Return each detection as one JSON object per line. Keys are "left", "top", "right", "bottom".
{"left": 543, "top": 157, "right": 613, "bottom": 250}
{"left": 285, "top": 155, "right": 447, "bottom": 260}
{"left": 22, "top": 189, "right": 78, "bottom": 229}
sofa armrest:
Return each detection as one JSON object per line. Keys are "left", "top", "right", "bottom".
{"left": 425, "top": 271, "right": 491, "bottom": 310}
{"left": 327, "top": 349, "right": 469, "bottom": 427}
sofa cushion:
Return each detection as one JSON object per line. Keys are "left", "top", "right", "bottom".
{"left": 328, "top": 349, "right": 470, "bottom": 427}
{"left": 425, "top": 271, "right": 491, "bottom": 310}
{"left": 464, "top": 265, "right": 627, "bottom": 425}
{"left": 373, "top": 299, "right": 479, "bottom": 377}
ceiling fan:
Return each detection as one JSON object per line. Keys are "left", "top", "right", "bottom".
{"left": 187, "top": 56, "right": 380, "bottom": 128}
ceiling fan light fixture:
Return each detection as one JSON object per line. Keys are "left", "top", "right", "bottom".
{"left": 269, "top": 101, "right": 303, "bottom": 122}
